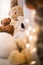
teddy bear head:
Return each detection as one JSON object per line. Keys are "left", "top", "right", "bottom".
{"left": 2, "top": 25, "right": 14, "bottom": 35}
{"left": 0, "top": 18, "right": 14, "bottom": 35}
{"left": 9, "top": 6, "right": 23, "bottom": 21}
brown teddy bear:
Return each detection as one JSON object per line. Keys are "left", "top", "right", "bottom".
{"left": 0, "top": 18, "right": 14, "bottom": 35}
{"left": 1, "top": 18, "right": 11, "bottom": 26}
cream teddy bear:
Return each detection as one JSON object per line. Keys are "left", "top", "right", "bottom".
{"left": 9, "top": 6, "right": 24, "bottom": 34}
{"left": 8, "top": 18, "right": 32, "bottom": 64}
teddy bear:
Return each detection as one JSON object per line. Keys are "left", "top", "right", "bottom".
{"left": 8, "top": 3, "right": 40, "bottom": 65}
{"left": 9, "top": 6, "right": 23, "bottom": 21}
{"left": 0, "top": 32, "right": 17, "bottom": 58}
{"left": 0, "top": 17, "right": 19, "bottom": 58}
{"left": 0, "top": 18, "right": 14, "bottom": 35}
{"left": 1, "top": 18, "right": 11, "bottom": 26}
{"left": 8, "top": 17, "right": 39, "bottom": 65}
{"left": 8, "top": 18, "right": 32, "bottom": 64}
{"left": 0, "top": 17, "right": 16, "bottom": 58}
{"left": 9, "top": 5, "right": 23, "bottom": 27}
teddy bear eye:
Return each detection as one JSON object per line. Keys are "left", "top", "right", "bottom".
{"left": 21, "top": 23, "right": 25, "bottom": 29}
{"left": 15, "top": 12, "right": 17, "bottom": 14}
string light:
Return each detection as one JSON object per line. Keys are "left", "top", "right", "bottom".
{"left": 31, "top": 61, "right": 36, "bottom": 65}
{"left": 32, "top": 48, "right": 37, "bottom": 53}
{"left": 33, "top": 11, "right": 36, "bottom": 15}
{"left": 29, "top": 35, "right": 33, "bottom": 40}
{"left": 28, "top": 26, "right": 32, "bottom": 32}
{"left": 24, "top": 19, "right": 29, "bottom": 23}
{"left": 28, "top": 34, "right": 37, "bottom": 43}
{"left": 26, "top": 43, "right": 30, "bottom": 48}
{"left": 32, "top": 11, "right": 36, "bottom": 17}
{"left": 32, "top": 28, "right": 36, "bottom": 33}
{"left": 25, "top": 30, "right": 30, "bottom": 37}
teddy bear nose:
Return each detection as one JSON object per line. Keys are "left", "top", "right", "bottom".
{"left": 21, "top": 23, "right": 25, "bottom": 29}
{"left": 15, "top": 12, "right": 17, "bottom": 14}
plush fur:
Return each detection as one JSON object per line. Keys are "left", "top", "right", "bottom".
{"left": 0, "top": 32, "right": 17, "bottom": 58}
{"left": 8, "top": 50, "right": 26, "bottom": 65}
{"left": 1, "top": 25, "right": 14, "bottom": 35}
{"left": 0, "top": 18, "right": 14, "bottom": 35}
{"left": 9, "top": 6, "right": 23, "bottom": 21}
{"left": 1, "top": 18, "right": 11, "bottom": 26}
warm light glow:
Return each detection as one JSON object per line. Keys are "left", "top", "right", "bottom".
{"left": 28, "top": 26, "right": 32, "bottom": 32}
{"left": 28, "top": 35, "right": 37, "bottom": 44}
{"left": 33, "top": 11, "right": 36, "bottom": 15}
{"left": 24, "top": 19, "right": 29, "bottom": 23}
{"left": 32, "top": 28, "right": 36, "bottom": 33}
{"left": 0, "top": 0, "right": 10, "bottom": 21}
{"left": 26, "top": 43, "right": 30, "bottom": 48}
{"left": 32, "top": 11, "right": 36, "bottom": 17}
{"left": 31, "top": 61, "right": 36, "bottom": 64}
{"left": 34, "top": 36, "right": 37, "bottom": 41}
{"left": 29, "top": 35, "right": 33, "bottom": 40}
{"left": 25, "top": 30, "right": 30, "bottom": 37}
{"left": 32, "top": 48, "right": 36, "bottom": 53}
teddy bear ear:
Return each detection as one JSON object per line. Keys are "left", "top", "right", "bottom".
{"left": 18, "top": 6, "right": 23, "bottom": 15}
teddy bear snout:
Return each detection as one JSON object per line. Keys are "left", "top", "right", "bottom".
{"left": 21, "top": 23, "right": 25, "bottom": 29}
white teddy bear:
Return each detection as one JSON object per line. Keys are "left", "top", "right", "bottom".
{"left": 0, "top": 32, "right": 17, "bottom": 58}
{"left": 8, "top": 18, "right": 31, "bottom": 64}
